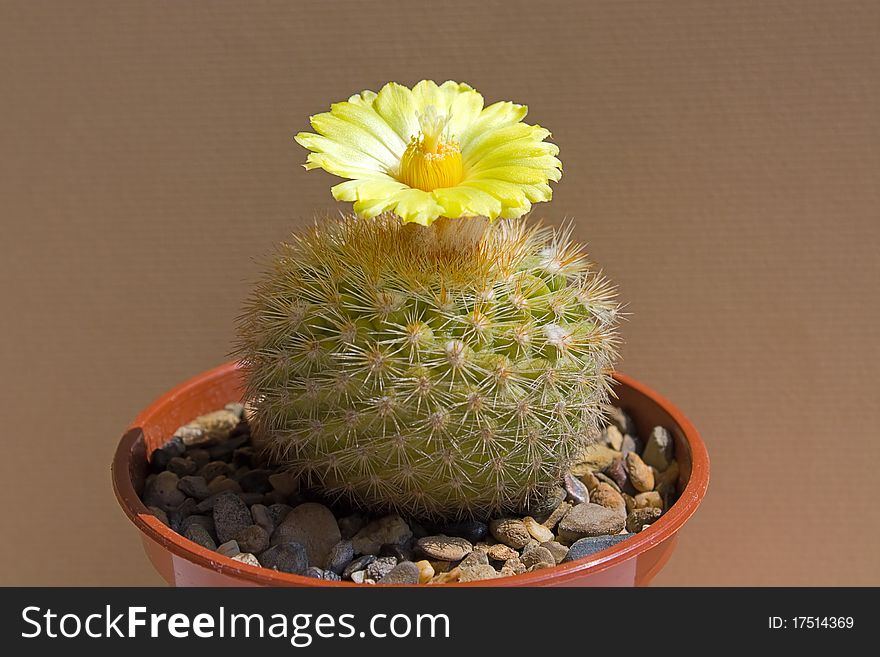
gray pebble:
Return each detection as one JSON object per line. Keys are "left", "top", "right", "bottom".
{"left": 342, "top": 555, "right": 376, "bottom": 579}
{"left": 212, "top": 491, "right": 253, "bottom": 543}
{"left": 605, "top": 406, "right": 637, "bottom": 436}
{"left": 562, "top": 534, "right": 633, "bottom": 562}
{"left": 167, "top": 456, "right": 197, "bottom": 477}
{"left": 150, "top": 437, "right": 185, "bottom": 471}
{"left": 351, "top": 515, "right": 412, "bottom": 555}
{"left": 144, "top": 471, "right": 186, "bottom": 510}
{"left": 183, "top": 524, "right": 217, "bottom": 551}
{"left": 258, "top": 542, "right": 308, "bottom": 575}
{"left": 642, "top": 426, "right": 674, "bottom": 470}
{"left": 250, "top": 504, "right": 274, "bottom": 535}
{"left": 350, "top": 570, "right": 368, "bottom": 584}
{"left": 520, "top": 545, "right": 555, "bottom": 569}
{"left": 177, "top": 475, "right": 211, "bottom": 500}
{"left": 337, "top": 512, "right": 369, "bottom": 540}
{"left": 216, "top": 540, "right": 241, "bottom": 558}
{"left": 366, "top": 556, "right": 398, "bottom": 580}
{"left": 304, "top": 567, "right": 341, "bottom": 581}
{"left": 325, "top": 540, "right": 355, "bottom": 575}
{"left": 377, "top": 561, "right": 420, "bottom": 585}
{"left": 379, "top": 542, "right": 414, "bottom": 562}
{"left": 234, "top": 524, "right": 269, "bottom": 554}
{"left": 167, "top": 497, "right": 198, "bottom": 532}
{"left": 276, "top": 503, "right": 341, "bottom": 566}
{"left": 267, "top": 503, "right": 292, "bottom": 526}
{"left": 621, "top": 433, "right": 643, "bottom": 457}
{"left": 180, "top": 514, "right": 216, "bottom": 540}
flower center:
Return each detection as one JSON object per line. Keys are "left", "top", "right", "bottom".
{"left": 398, "top": 105, "right": 463, "bottom": 192}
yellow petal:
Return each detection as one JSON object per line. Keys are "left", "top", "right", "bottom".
{"left": 328, "top": 101, "right": 407, "bottom": 156}
{"left": 374, "top": 82, "right": 420, "bottom": 142}
{"left": 433, "top": 186, "right": 502, "bottom": 219}
{"left": 295, "top": 132, "right": 388, "bottom": 175}
{"left": 309, "top": 112, "right": 399, "bottom": 168}
{"left": 389, "top": 188, "right": 445, "bottom": 225}
{"left": 457, "top": 101, "right": 529, "bottom": 149}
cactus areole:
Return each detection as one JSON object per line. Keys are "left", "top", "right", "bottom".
{"left": 235, "top": 81, "right": 620, "bottom": 519}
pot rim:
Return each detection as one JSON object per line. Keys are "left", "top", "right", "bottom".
{"left": 112, "top": 361, "right": 709, "bottom": 587}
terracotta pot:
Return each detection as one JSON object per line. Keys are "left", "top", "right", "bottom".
{"left": 113, "top": 361, "right": 709, "bottom": 586}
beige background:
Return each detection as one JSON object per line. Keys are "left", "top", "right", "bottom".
{"left": 1, "top": 0, "right": 877, "bottom": 585}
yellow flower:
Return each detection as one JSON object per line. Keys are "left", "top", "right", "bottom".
{"left": 295, "top": 80, "right": 562, "bottom": 226}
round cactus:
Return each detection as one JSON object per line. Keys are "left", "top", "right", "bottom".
{"left": 235, "top": 215, "right": 619, "bottom": 519}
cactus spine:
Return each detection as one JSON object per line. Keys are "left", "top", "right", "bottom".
{"left": 236, "top": 215, "right": 619, "bottom": 519}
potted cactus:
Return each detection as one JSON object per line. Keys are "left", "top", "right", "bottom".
{"left": 113, "top": 80, "right": 709, "bottom": 586}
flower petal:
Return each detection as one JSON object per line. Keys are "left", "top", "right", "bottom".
{"left": 373, "top": 82, "right": 420, "bottom": 142}
{"left": 389, "top": 188, "right": 445, "bottom": 225}
{"left": 308, "top": 112, "right": 399, "bottom": 169}
{"left": 457, "top": 101, "right": 529, "bottom": 150}
{"left": 433, "top": 186, "right": 502, "bottom": 220}
{"left": 295, "top": 132, "right": 388, "bottom": 176}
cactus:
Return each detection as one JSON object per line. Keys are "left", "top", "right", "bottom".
{"left": 235, "top": 214, "right": 619, "bottom": 519}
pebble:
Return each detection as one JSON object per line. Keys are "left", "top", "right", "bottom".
{"left": 643, "top": 426, "right": 674, "bottom": 470}
{"left": 501, "top": 557, "right": 526, "bottom": 576}
{"left": 231, "top": 552, "right": 260, "bottom": 567}
{"left": 304, "top": 567, "right": 341, "bottom": 581}
{"left": 589, "top": 482, "right": 627, "bottom": 513}
{"left": 523, "top": 516, "right": 555, "bottom": 543}
{"left": 377, "top": 561, "right": 420, "bottom": 584}
{"left": 267, "top": 503, "right": 293, "bottom": 526}
{"left": 178, "top": 475, "right": 211, "bottom": 500}
{"left": 563, "top": 472, "right": 589, "bottom": 504}
{"left": 144, "top": 471, "right": 186, "bottom": 510}
{"left": 579, "top": 470, "right": 600, "bottom": 492}
{"left": 557, "top": 503, "right": 626, "bottom": 543}
{"left": 541, "top": 541, "right": 569, "bottom": 564}
{"left": 626, "top": 507, "right": 662, "bottom": 533}
{"left": 351, "top": 515, "right": 412, "bottom": 555}
{"left": 459, "top": 564, "right": 498, "bottom": 582}
{"left": 601, "top": 425, "right": 624, "bottom": 451}
{"left": 212, "top": 491, "right": 253, "bottom": 543}
{"left": 342, "top": 555, "right": 376, "bottom": 579}
{"left": 489, "top": 518, "right": 531, "bottom": 549}
{"left": 605, "top": 406, "right": 636, "bottom": 436}
{"left": 429, "top": 567, "right": 462, "bottom": 584}
{"left": 167, "top": 498, "right": 198, "bottom": 532}
{"left": 167, "top": 456, "right": 197, "bottom": 477}
{"left": 337, "top": 512, "right": 369, "bottom": 540}
{"left": 621, "top": 433, "right": 643, "bottom": 456}
{"left": 415, "top": 560, "right": 435, "bottom": 584}
{"left": 417, "top": 535, "right": 473, "bottom": 561}
{"left": 486, "top": 543, "right": 518, "bottom": 561}
{"left": 150, "top": 437, "right": 185, "bottom": 471}
{"left": 186, "top": 448, "right": 210, "bottom": 468}
{"left": 634, "top": 491, "right": 663, "bottom": 511}
{"left": 540, "top": 501, "right": 571, "bottom": 530}
{"left": 207, "top": 476, "right": 242, "bottom": 496}
{"left": 366, "top": 556, "right": 398, "bottom": 580}
{"left": 234, "top": 525, "right": 269, "bottom": 554}
{"left": 379, "top": 543, "right": 413, "bottom": 562}
{"left": 325, "top": 540, "right": 355, "bottom": 575}
{"left": 199, "top": 461, "right": 232, "bottom": 482}
{"left": 175, "top": 409, "right": 240, "bottom": 446}
{"left": 460, "top": 550, "right": 489, "bottom": 570}
{"left": 183, "top": 524, "right": 217, "bottom": 551}
{"left": 216, "top": 540, "right": 241, "bottom": 558}
{"left": 570, "top": 444, "right": 621, "bottom": 474}
{"left": 440, "top": 520, "right": 488, "bottom": 544}
{"left": 238, "top": 469, "right": 273, "bottom": 494}
{"left": 520, "top": 545, "right": 555, "bottom": 569}
{"left": 526, "top": 486, "right": 566, "bottom": 520}
{"left": 604, "top": 457, "right": 630, "bottom": 491}
{"left": 180, "top": 514, "right": 215, "bottom": 538}
{"left": 250, "top": 504, "right": 274, "bottom": 535}
{"left": 625, "top": 452, "right": 655, "bottom": 492}
{"left": 258, "top": 542, "right": 308, "bottom": 575}
{"left": 278, "top": 503, "right": 341, "bottom": 566}
{"left": 562, "top": 534, "right": 633, "bottom": 562}
{"left": 268, "top": 471, "right": 300, "bottom": 496}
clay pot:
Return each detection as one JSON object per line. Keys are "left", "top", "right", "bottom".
{"left": 112, "top": 361, "right": 709, "bottom": 586}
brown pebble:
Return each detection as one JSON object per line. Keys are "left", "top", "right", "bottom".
{"left": 626, "top": 507, "right": 662, "bottom": 533}
{"left": 625, "top": 452, "right": 655, "bottom": 492}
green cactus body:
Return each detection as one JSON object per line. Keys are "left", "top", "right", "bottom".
{"left": 236, "top": 215, "right": 619, "bottom": 519}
